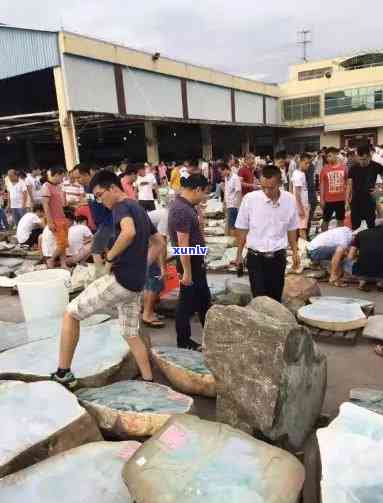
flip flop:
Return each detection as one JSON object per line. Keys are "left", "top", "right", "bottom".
{"left": 329, "top": 280, "right": 347, "bottom": 288}
{"left": 142, "top": 319, "right": 165, "bottom": 328}
{"left": 374, "top": 345, "right": 383, "bottom": 358}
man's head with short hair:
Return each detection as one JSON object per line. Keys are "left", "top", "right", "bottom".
{"left": 274, "top": 151, "right": 287, "bottom": 169}
{"left": 356, "top": 144, "right": 372, "bottom": 167}
{"left": 63, "top": 206, "right": 75, "bottom": 222}
{"left": 260, "top": 165, "right": 282, "bottom": 201}
{"left": 73, "top": 163, "right": 92, "bottom": 186}
{"left": 89, "top": 169, "right": 123, "bottom": 209}
{"left": 326, "top": 146, "right": 339, "bottom": 165}
{"left": 48, "top": 166, "right": 65, "bottom": 185}
{"left": 32, "top": 202, "right": 44, "bottom": 217}
{"left": 137, "top": 166, "right": 146, "bottom": 177}
{"left": 180, "top": 173, "right": 209, "bottom": 205}
{"left": 217, "top": 161, "right": 231, "bottom": 178}
{"left": 299, "top": 152, "right": 311, "bottom": 172}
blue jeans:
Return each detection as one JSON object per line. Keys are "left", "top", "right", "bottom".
{"left": 308, "top": 246, "right": 337, "bottom": 262}
{"left": 0, "top": 208, "right": 8, "bottom": 230}
{"left": 12, "top": 208, "right": 26, "bottom": 226}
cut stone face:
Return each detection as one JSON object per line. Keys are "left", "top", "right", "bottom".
{"left": 151, "top": 347, "right": 216, "bottom": 398}
{"left": 0, "top": 381, "right": 102, "bottom": 478}
{"left": 282, "top": 276, "right": 321, "bottom": 314}
{"left": 77, "top": 381, "right": 194, "bottom": 438}
{"left": 317, "top": 402, "right": 383, "bottom": 503}
{"left": 0, "top": 315, "right": 112, "bottom": 352}
{"left": 0, "top": 441, "right": 140, "bottom": 502}
{"left": 350, "top": 387, "right": 383, "bottom": 415}
{"left": 247, "top": 296, "right": 298, "bottom": 326}
{"left": 298, "top": 302, "right": 367, "bottom": 332}
{"left": 310, "top": 296, "right": 374, "bottom": 310}
{"left": 204, "top": 303, "right": 327, "bottom": 451}
{"left": 122, "top": 414, "right": 305, "bottom": 503}
{"left": 362, "top": 315, "right": 383, "bottom": 340}
{"left": 0, "top": 321, "right": 138, "bottom": 386}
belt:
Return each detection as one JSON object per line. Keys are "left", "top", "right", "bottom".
{"left": 248, "top": 248, "right": 285, "bottom": 259}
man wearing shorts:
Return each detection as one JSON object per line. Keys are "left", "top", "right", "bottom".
{"left": 219, "top": 161, "right": 242, "bottom": 237}
{"left": 51, "top": 170, "right": 165, "bottom": 389}
{"left": 41, "top": 166, "right": 68, "bottom": 269}
{"left": 291, "top": 153, "right": 311, "bottom": 240}
{"left": 320, "top": 147, "right": 347, "bottom": 232}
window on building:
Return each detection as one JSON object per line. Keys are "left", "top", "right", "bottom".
{"left": 283, "top": 136, "right": 320, "bottom": 153}
{"left": 325, "top": 86, "right": 383, "bottom": 115}
{"left": 298, "top": 67, "right": 332, "bottom": 81}
{"left": 282, "top": 96, "right": 321, "bottom": 121}
{"left": 340, "top": 53, "right": 383, "bottom": 71}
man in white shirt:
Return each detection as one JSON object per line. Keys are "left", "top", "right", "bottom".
{"left": 236, "top": 164, "right": 300, "bottom": 302}
{"left": 67, "top": 215, "right": 93, "bottom": 265}
{"left": 219, "top": 162, "right": 242, "bottom": 237}
{"left": 62, "top": 170, "right": 85, "bottom": 206}
{"left": 135, "top": 166, "right": 158, "bottom": 212}
{"left": 25, "top": 166, "right": 42, "bottom": 208}
{"left": 291, "top": 153, "right": 311, "bottom": 240}
{"left": 16, "top": 203, "right": 44, "bottom": 247}
{"left": 7, "top": 169, "right": 27, "bottom": 226}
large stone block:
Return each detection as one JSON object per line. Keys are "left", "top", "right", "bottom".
{"left": 77, "top": 381, "right": 194, "bottom": 438}
{"left": 0, "top": 441, "right": 139, "bottom": 502}
{"left": 0, "top": 321, "right": 138, "bottom": 386}
{"left": 247, "top": 296, "right": 298, "bottom": 326}
{"left": 122, "top": 414, "right": 305, "bottom": 503}
{"left": 0, "top": 381, "right": 102, "bottom": 478}
{"left": 204, "top": 302, "right": 327, "bottom": 451}
{"left": 283, "top": 276, "right": 321, "bottom": 314}
{"left": 298, "top": 303, "right": 367, "bottom": 332}
{"left": 151, "top": 347, "right": 216, "bottom": 397}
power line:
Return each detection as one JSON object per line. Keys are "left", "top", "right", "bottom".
{"left": 297, "top": 29, "right": 312, "bottom": 62}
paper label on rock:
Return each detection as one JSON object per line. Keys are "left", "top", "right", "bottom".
{"left": 136, "top": 457, "right": 146, "bottom": 466}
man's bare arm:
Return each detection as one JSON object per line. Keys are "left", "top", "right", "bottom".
{"left": 177, "top": 232, "right": 192, "bottom": 284}
{"left": 236, "top": 229, "right": 248, "bottom": 264}
{"left": 106, "top": 216, "right": 135, "bottom": 261}
{"left": 147, "top": 233, "right": 165, "bottom": 267}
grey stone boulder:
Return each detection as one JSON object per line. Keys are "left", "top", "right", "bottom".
{"left": 247, "top": 296, "right": 298, "bottom": 326}
{"left": 151, "top": 347, "right": 216, "bottom": 397}
{"left": 0, "top": 381, "right": 102, "bottom": 478}
{"left": 283, "top": 276, "right": 321, "bottom": 314}
{"left": 77, "top": 381, "right": 194, "bottom": 438}
{"left": 122, "top": 414, "right": 305, "bottom": 503}
{"left": 204, "top": 303, "right": 327, "bottom": 451}
{"left": 362, "top": 315, "right": 383, "bottom": 340}
{"left": 0, "top": 321, "right": 138, "bottom": 386}
{"left": 0, "top": 441, "right": 140, "bottom": 502}
{"left": 215, "top": 280, "right": 252, "bottom": 307}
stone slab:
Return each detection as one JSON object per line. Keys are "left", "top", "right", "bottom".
{"left": 151, "top": 347, "right": 216, "bottom": 398}
{"left": 0, "top": 321, "right": 138, "bottom": 386}
{"left": 298, "top": 303, "right": 367, "bottom": 332}
{"left": 123, "top": 414, "right": 305, "bottom": 503}
{"left": 0, "top": 316, "right": 113, "bottom": 353}
{"left": 77, "top": 381, "right": 194, "bottom": 438}
{"left": 317, "top": 402, "right": 383, "bottom": 502}
{"left": 283, "top": 276, "right": 321, "bottom": 315}
{"left": 0, "top": 441, "right": 139, "bottom": 502}
{"left": 350, "top": 387, "right": 383, "bottom": 415}
{"left": 362, "top": 315, "right": 383, "bottom": 340}
{"left": 0, "top": 381, "right": 101, "bottom": 478}
{"left": 310, "top": 296, "right": 374, "bottom": 310}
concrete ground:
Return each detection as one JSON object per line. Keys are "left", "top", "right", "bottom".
{"left": 1, "top": 274, "right": 382, "bottom": 420}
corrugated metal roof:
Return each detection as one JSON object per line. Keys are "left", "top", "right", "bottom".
{"left": 0, "top": 26, "right": 59, "bottom": 80}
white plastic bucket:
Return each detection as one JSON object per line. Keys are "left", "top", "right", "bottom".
{"left": 16, "top": 269, "right": 71, "bottom": 322}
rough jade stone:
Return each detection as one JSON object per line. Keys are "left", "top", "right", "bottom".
{"left": 298, "top": 302, "right": 367, "bottom": 331}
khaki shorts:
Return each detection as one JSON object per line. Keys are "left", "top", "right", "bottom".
{"left": 67, "top": 273, "right": 141, "bottom": 340}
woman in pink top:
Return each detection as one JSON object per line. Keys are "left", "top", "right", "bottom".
{"left": 121, "top": 167, "right": 137, "bottom": 200}
{"left": 158, "top": 162, "right": 167, "bottom": 180}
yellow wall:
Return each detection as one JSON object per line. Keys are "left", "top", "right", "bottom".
{"left": 60, "top": 31, "right": 279, "bottom": 98}
{"left": 378, "top": 127, "right": 383, "bottom": 145}
{"left": 320, "top": 131, "right": 340, "bottom": 148}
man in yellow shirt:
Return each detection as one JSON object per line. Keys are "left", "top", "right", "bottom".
{"left": 169, "top": 165, "right": 181, "bottom": 191}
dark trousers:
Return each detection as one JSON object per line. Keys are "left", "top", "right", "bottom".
{"left": 21, "top": 228, "right": 43, "bottom": 247}
{"left": 351, "top": 201, "right": 376, "bottom": 230}
{"left": 246, "top": 250, "right": 287, "bottom": 303}
{"left": 139, "top": 200, "right": 156, "bottom": 212}
{"left": 175, "top": 268, "right": 211, "bottom": 348}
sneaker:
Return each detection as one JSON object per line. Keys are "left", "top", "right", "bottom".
{"left": 51, "top": 371, "right": 78, "bottom": 390}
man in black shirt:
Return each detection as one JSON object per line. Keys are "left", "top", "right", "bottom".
{"left": 168, "top": 174, "right": 211, "bottom": 350}
{"left": 346, "top": 144, "right": 383, "bottom": 230}
{"left": 51, "top": 170, "right": 164, "bottom": 389}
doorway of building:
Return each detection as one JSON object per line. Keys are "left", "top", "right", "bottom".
{"left": 342, "top": 130, "right": 377, "bottom": 149}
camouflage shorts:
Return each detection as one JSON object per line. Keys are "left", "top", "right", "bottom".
{"left": 67, "top": 273, "right": 141, "bottom": 340}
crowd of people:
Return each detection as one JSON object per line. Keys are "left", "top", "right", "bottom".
{"left": 1, "top": 143, "right": 383, "bottom": 387}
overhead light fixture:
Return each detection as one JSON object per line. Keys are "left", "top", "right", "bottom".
{"left": 129, "top": 130, "right": 132, "bottom": 134}
{"left": 6, "top": 136, "right": 11, "bottom": 141}
{"left": 123, "top": 136, "right": 127, "bottom": 141}
{"left": 173, "top": 132, "right": 177, "bottom": 136}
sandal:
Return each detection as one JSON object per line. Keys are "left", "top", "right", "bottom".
{"left": 329, "top": 279, "right": 347, "bottom": 288}
{"left": 142, "top": 319, "right": 165, "bottom": 328}
{"left": 374, "top": 345, "right": 383, "bottom": 358}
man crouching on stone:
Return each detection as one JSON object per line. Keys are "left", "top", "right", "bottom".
{"left": 51, "top": 170, "right": 165, "bottom": 389}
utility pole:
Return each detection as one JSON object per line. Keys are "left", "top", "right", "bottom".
{"left": 297, "top": 29, "right": 312, "bottom": 63}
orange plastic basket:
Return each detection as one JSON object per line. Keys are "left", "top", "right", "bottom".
{"left": 160, "top": 264, "right": 180, "bottom": 297}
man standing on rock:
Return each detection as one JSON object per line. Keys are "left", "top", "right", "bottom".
{"left": 235, "top": 165, "right": 300, "bottom": 302}
{"left": 168, "top": 174, "right": 211, "bottom": 350}
{"left": 51, "top": 170, "right": 164, "bottom": 389}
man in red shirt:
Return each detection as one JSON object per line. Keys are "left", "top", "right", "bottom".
{"left": 320, "top": 147, "right": 348, "bottom": 231}
{"left": 238, "top": 154, "right": 256, "bottom": 196}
